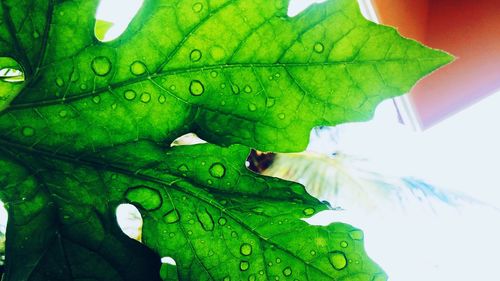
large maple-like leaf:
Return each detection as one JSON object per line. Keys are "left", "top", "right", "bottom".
{"left": 0, "top": 0, "right": 452, "bottom": 280}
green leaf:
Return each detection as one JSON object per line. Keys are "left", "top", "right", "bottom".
{"left": 0, "top": 0, "right": 452, "bottom": 280}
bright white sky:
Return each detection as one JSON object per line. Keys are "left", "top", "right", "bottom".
{"left": 1, "top": 1, "right": 498, "bottom": 281}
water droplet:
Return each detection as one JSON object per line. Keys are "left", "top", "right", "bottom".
{"left": 231, "top": 84, "right": 240, "bottom": 94}
{"left": 248, "top": 275, "right": 256, "bottom": 281}
{"left": 207, "top": 179, "right": 213, "bottom": 185}
{"left": 70, "top": 71, "right": 80, "bottom": 82}
{"left": 80, "top": 84, "right": 88, "bottom": 90}
{"left": 196, "top": 208, "right": 215, "bottom": 231}
{"left": 111, "top": 103, "right": 117, "bottom": 110}
{"left": 125, "top": 185, "right": 162, "bottom": 211}
{"left": 92, "top": 96, "right": 101, "bottom": 104}
{"left": 209, "top": 163, "right": 226, "bottom": 178}
{"left": 163, "top": 209, "right": 181, "bottom": 224}
{"left": 189, "top": 80, "right": 205, "bottom": 96}
{"left": 231, "top": 231, "right": 238, "bottom": 238}
{"left": 59, "top": 110, "right": 68, "bottom": 118}
{"left": 21, "top": 126, "right": 35, "bottom": 137}
{"left": 192, "top": 2, "right": 203, "bottom": 13}
{"left": 266, "top": 97, "right": 275, "bottom": 107}
{"left": 283, "top": 267, "right": 292, "bottom": 277}
{"left": 328, "top": 251, "right": 348, "bottom": 270}
{"left": 240, "top": 261, "right": 250, "bottom": 271}
{"left": 208, "top": 250, "right": 214, "bottom": 256}
{"left": 178, "top": 164, "right": 189, "bottom": 172}
{"left": 275, "top": 73, "right": 281, "bottom": 78}
{"left": 218, "top": 217, "right": 227, "bottom": 226}
{"left": 220, "top": 83, "right": 226, "bottom": 89}
{"left": 310, "top": 250, "right": 316, "bottom": 256}
{"left": 124, "top": 90, "right": 136, "bottom": 101}
{"left": 220, "top": 101, "right": 226, "bottom": 106}
{"left": 303, "top": 208, "right": 315, "bottom": 216}
{"left": 240, "top": 243, "right": 252, "bottom": 256}
{"left": 140, "top": 92, "right": 151, "bottom": 103}
{"left": 130, "top": 61, "right": 147, "bottom": 76}
{"left": 170, "top": 85, "right": 176, "bottom": 91}
{"left": 276, "top": 258, "right": 281, "bottom": 263}
{"left": 190, "top": 49, "right": 202, "bottom": 62}
{"left": 223, "top": 276, "right": 231, "bottom": 281}
{"left": 55, "top": 77, "right": 64, "bottom": 87}
{"left": 349, "top": 230, "right": 364, "bottom": 241}
{"left": 251, "top": 207, "right": 264, "bottom": 214}
{"left": 314, "top": 42, "right": 325, "bottom": 53}
{"left": 372, "top": 273, "right": 388, "bottom": 281}
{"left": 158, "top": 95, "right": 166, "bottom": 104}
{"left": 244, "top": 85, "right": 252, "bottom": 93}
{"left": 210, "top": 71, "right": 218, "bottom": 78}
{"left": 278, "top": 113, "right": 286, "bottom": 120}
{"left": 248, "top": 104, "right": 257, "bottom": 112}
{"left": 340, "top": 241, "right": 348, "bottom": 248}
{"left": 91, "top": 56, "right": 112, "bottom": 76}
{"left": 169, "top": 232, "right": 175, "bottom": 237}
{"left": 187, "top": 230, "right": 193, "bottom": 235}
{"left": 259, "top": 270, "right": 264, "bottom": 275}
{"left": 33, "top": 31, "right": 40, "bottom": 38}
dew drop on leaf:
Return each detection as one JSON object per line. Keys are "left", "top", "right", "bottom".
{"left": 248, "top": 104, "right": 257, "bottom": 112}
{"left": 248, "top": 275, "right": 256, "bottom": 281}
{"left": 158, "top": 95, "right": 166, "bottom": 104}
{"left": 33, "top": 31, "right": 40, "bottom": 38}
{"left": 231, "top": 84, "right": 240, "bottom": 94}
{"left": 231, "top": 231, "right": 238, "bottom": 238}
{"left": 328, "top": 251, "right": 348, "bottom": 270}
{"left": 189, "top": 80, "right": 205, "bottom": 96}
{"left": 178, "top": 164, "right": 189, "bottom": 172}
{"left": 209, "top": 163, "right": 226, "bottom": 178}
{"left": 190, "top": 49, "right": 202, "bottom": 62}
{"left": 124, "top": 90, "right": 136, "bottom": 101}
{"left": 218, "top": 217, "right": 227, "bottom": 226}
{"left": 92, "top": 96, "right": 101, "bottom": 104}
{"left": 310, "top": 250, "right": 316, "bottom": 256}
{"left": 91, "top": 56, "right": 112, "bottom": 76}
{"left": 55, "top": 77, "right": 64, "bottom": 87}
{"left": 196, "top": 208, "right": 215, "bottom": 231}
{"left": 282, "top": 267, "right": 292, "bottom": 277}
{"left": 340, "top": 241, "right": 348, "bottom": 248}
{"left": 251, "top": 207, "right": 264, "bottom": 214}
{"left": 223, "top": 276, "right": 231, "bottom": 281}
{"left": 276, "top": 258, "right": 281, "bottom": 263}
{"left": 278, "top": 113, "right": 286, "bottom": 120}
{"left": 125, "top": 185, "right": 162, "bottom": 211}
{"left": 244, "top": 85, "right": 252, "bottom": 93}
{"left": 192, "top": 2, "right": 203, "bottom": 13}
{"left": 21, "top": 126, "right": 35, "bottom": 137}
{"left": 130, "top": 61, "right": 147, "bottom": 76}
{"left": 314, "top": 42, "right": 325, "bottom": 53}
{"left": 58, "top": 110, "right": 68, "bottom": 118}
{"left": 240, "top": 261, "right": 250, "bottom": 271}
{"left": 163, "top": 209, "right": 181, "bottom": 224}
{"left": 266, "top": 97, "right": 275, "bottom": 107}
{"left": 302, "top": 208, "right": 315, "bottom": 216}
{"left": 140, "top": 92, "right": 151, "bottom": 103}
{"left": 349, "top": 230, "right": 364, "bottom": 241}
{"left": 240, "top": 243, "right": 252, "bottom": 256}
{"left": 210, "top": 70, "right": 218, "bottom": 78}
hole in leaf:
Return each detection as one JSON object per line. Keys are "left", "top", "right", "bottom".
{"left": 160, "top": 257, "right": 178, "bottom": 280}
{"left": 95, "top": 0, "right": 144, "bottom": 42}
{"left": 170, "top": 133, "right": 207, "bottom": 147}
{"left": 0, "top": 57, "right": 25, "bottom": 83}
{"left": 287, "top": 0, "right": 327, "bottom": 17}
{"left": 0, "top": 201, "right": 8, "bottom": 268}
{"left": 161, "top": 256, "right": 176, "bottom": 265}
{"left": 115, "top": 203, "right": 143, "bottom": 241}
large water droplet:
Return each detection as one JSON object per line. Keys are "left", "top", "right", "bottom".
{"left": 196, "top": 208, "right": 215, "bottom": 231}
{"left": 240, "top": 243, "right": 253, "bottom": 256}
{"left": 328, "top": 251, "right": 348, "bottom": 270}
{"left": 130, "top": 61, "right": 147, "bottom": 76}
{"left": 163, "top": 209, "right": 181, "bottom": 224}
{"left": 209, "top": 163, "right": 226, "bottom": 178}
{"left": 349, "top": 230, "right": 364, "bottom": 241}
{"left": 303, "top": 208, "right": 315, "bottom": 216}
{"left": 21, "top": 126, "right": 35, "bottom": 137}
{"left": 140, "top": 92, "right": 151, "bottom": 103}
{"left": 91, "top": 56, "right": 112, "bottom": 76}
{"left": 189, "top": 80, "right": 205, "bottom": 96}
{"left": 314, "top": 42, "right": 325, "bottom": 53}
{"left": 124, "top": 90, "right": 136, "bottom": 101}
{"left": 190, "top": 49, "right": 202, "bottom": 62}
{"left": 125, "top": 185, "right": 162, "bottom": 211}
{"left": 282, "top": 267, "right": 292, "bottom": 277}
{"left": 240, "top": 261, "right": 250, "bottom": 271}
{"left": 192, "top": 2, "right": 203, "bottom": 13}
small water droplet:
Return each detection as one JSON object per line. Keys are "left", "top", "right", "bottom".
{"left": 240, "top": 261, "right": 250, "bottom": 271}
{"left": 223, "top": 276, "right": 231, "bottom": 281}
{"left": 266, "top": 97, "right": 275, "bottom": 107}
{"left": 328, "top": 251, "right": 348, "bottom": 270}
{"left": 349, "top": 230, "right": 364, "bottom": 241}
{"left": 303, "top": 208, "right": 315, "bottom": 216}
{"left": 310, "top": 250, "right": 316, "bottom": 256}
{"left": 190, "top": 49, "right": 202, "bottom": 62}
{"left": 111, "top": 103, "right": 117, "bottom": 109}
{"left": 140, "top": 92, "right": 151, "bottom": 103}
{"left": 251, "top": 207, "right": 265, "bottom": 214}
{"left": 340, "top": 241, "right": 348, "bottom": 248}
{"left": 158, "top": 95, "right": 166, "bottom": 104}
{"left": 91, "top": 56, "right": 112, "bottom": 76}
{"left": 170, "top": 85, "right": 176, "bottom": 91}
{"left": 163, "top": 209, "right": 181, "bottom": 224}
{"left": 33, "top": 31, "right": 40, "bottom": 38}
{"left": 92, "top": 96, "right": 101, "bottom": 104}
{"left": 80, "top": 84, "right": 88, "bottom": 90}
{"left": 244, "top": 85, "right": 252, "bottom": 93}
{"left": 240, "top": 243, "right": 253, "bottom": 256}
{"left": 283, "top": 267, "right": 292, "bottom": 277}
{"left": 169, "top": 232, "right": 175, "bottom": 237}
{"left": 189, "top": 80, "right": 205, "bottom": 96}
{"left": 178, "top": 164, "right": 189, "bottom": 172}
{"left": 210, "top": 70, "right": 218, "bottom": 78}
{"left": 231, "top": 84, "right": 240, "bottom": 94}
{"left": 248, "top": 275, "right": 256, "bottom": 281}
{"left": 220, "top": 83, "right": 226, "bottom": 89}
{"left": 278, "top": 113, "right": 286, "bottom": 120}
{"left": 209, "top": 163, "right": 226, "bottom": 178}
{"left": 196, "top": 208, "right": 215, "bottom": 231}
{"left": 218, "top": 217, "right": 227, "bottom": 225}
{"left": 314, "top": 42, "right": 325, "bottom": 53}
{"left": 207, "top": 179, "right": 213, "bottom": 185}
{"left": 220, "top": 101, "right": 226, "bottom": 106}
{"left": 59, "top": 110, "right": 68, "bottom": 118}
{"left": 276, "top": 258, "right": 281, "bottom": 264}
{"left": 55, "top": 77, "right": 64, "bottom": 87}
{"left": 124, "top": 90, "right": 136, "bottom": 101}
{"left": 231, "top": 231, "right": 238, "bottom": 238}
{"left": 192, "top": 2, "right": 203, "bottom": 13}
{"left": 130, "top": 61, "right": 147, "bottom": 76}
{"left": 275, "top": 73, "right": 281, "bottom": 78}
{"left": 21, "top": 126, "right": 35, "bottom": 137}
{"left": 187, "top": 230, "right": 193, "bottom": 235}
